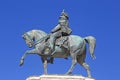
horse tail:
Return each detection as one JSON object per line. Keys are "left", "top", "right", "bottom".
{"left": 84, "top": 36, "right": 96, "bottom": 60}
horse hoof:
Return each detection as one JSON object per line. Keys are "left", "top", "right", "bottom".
{"left": 19, "top": 63, "right": 23, "bottom": 66}
{"left": 65, "top": 72, "right": 72, "bottom": 75}
{"left": 19, "top": 60, "right": 24, "bottom": 66}
{"left": 88, "top": 76, "right": 91, "bottom": 78}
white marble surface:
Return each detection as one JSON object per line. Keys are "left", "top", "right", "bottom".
{"left": 26, "top": 75, "right": 95, "bottom": 80}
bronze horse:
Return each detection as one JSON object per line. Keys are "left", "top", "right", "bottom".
{"left": 19, "top": 30, "right": 96, "bottom": 77}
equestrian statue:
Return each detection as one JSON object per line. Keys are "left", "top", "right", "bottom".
{"left": 19, "top": 10, "right": 96, "bottom": 78}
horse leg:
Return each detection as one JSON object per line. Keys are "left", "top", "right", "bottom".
{"left": 41, "top": 57, "right": 48, "bottom": 74}
{"left": 77, "top": 54, "right": 91, "bottom": 78}
{"left": 19, "top": 49, "right": 39, "bottom": 66}
{"left": 82, "top": 62, "right": 91, "bottom": 78}
{"left": 44, "top": 59, "right": 47, "bottom": 74}
{"left": 66, "top": 54, "right": 77, "bottom": 75}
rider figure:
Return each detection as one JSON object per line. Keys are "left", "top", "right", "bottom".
{"left": 50, "top": 10, "right": 72, "bottom": 55}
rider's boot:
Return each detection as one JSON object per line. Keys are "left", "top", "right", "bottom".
{"left": 50, "top": 37, "right": 56, "bottom": 56}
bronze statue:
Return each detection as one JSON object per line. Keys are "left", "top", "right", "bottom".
{"left": 19, "top": 10, "right": 96, "bottom": 78}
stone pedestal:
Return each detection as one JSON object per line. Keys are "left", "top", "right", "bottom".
{"left": 26, "top": 75, "right": 95, "bottom": 80}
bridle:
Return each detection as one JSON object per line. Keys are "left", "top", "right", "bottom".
{"left": 24, "top": 31, "right": 49, "bottom": 48}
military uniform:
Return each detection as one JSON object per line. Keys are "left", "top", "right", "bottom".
{"left": 51, "top": 24, "right": 72, "bottom": 38}
{"left": 50, "top": 10, "right": 72, "bottom": 54}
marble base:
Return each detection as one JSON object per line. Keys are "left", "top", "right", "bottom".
{"left": 26, "top": 75, "right": 95, "bottom": 80}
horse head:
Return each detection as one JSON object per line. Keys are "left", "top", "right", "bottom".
{"left": 22, "top": 31, "right": 34, "bottom": 48}
{"left": 22, "top": 30, "right": 47, "bottom": 48}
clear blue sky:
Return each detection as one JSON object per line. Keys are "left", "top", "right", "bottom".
{"left": 0, "top": 0, "right": 120, "bottom": 80}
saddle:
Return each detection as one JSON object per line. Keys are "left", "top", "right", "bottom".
{"left": 43, "top": 34, "right": 69, "bottom": 50}
{"left": 55, "top": 36, "right": 69, "bottom": 49}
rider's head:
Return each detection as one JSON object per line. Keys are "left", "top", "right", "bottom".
{"left": 58, "top": 10, "right": 69, "bottom": 26}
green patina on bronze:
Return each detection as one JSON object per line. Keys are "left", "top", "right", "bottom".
{"left": 19, "top": 10, "right": 96, "bottom": 78}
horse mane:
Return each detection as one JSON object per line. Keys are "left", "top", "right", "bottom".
{"left": 32, "top": 29, "right": 47, "bottom": 37}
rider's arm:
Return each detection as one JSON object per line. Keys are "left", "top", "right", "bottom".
{"left": 51, "top": 24, "right": 61, "bottom": 33}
